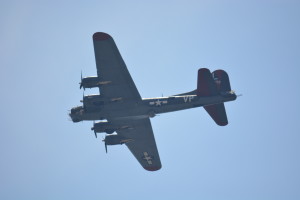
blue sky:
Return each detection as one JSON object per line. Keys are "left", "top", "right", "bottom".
{"left": 1, "top": 1, "right": 300, "bottom": 199}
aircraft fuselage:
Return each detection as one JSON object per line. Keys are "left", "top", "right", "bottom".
{"left": 69, "top": 92, "right": 236, "bottom": 122}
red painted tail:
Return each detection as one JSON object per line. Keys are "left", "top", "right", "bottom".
{"left": 197, "top": 68, "right": 229, "bottom": 126}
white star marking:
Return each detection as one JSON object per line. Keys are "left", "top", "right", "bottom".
{"left": 155, "top": 99, "right": 162, "bottom": 106}
{"left": 149, "top": 99, "right": 168, "bottom": 106}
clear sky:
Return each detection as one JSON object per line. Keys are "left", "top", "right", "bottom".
{"left": 1, "top": 1, "right": 300, "bottom": 199}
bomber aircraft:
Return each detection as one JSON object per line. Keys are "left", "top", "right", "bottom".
{"left": 69, "top": 32, "right": 237, "bottom": 171}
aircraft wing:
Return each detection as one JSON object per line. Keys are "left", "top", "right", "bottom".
{"left": 93, "top": 32, "right": 142, "bottom": 102}
{"left": 110, "top": 118, "right": 162, "bottom": 171}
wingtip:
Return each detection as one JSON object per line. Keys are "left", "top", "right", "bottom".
{"left": 93, "top": 32, "right": 112, "bottom": 41}
{"left": 217, "top": 121, "right": 228, "bottom": 126}
{"left": 144, "top": 166, "right": 162, "bottom": 171}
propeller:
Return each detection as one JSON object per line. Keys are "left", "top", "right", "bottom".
{"left": 79, "top": 71, "right": 85, "bottom": 90}
{"left": 102, "top": 136, "right": 107, "bottom": 153}
{"left": 79, "top": 71, "right": 82, "bottom": 89}
{"left": 93, "top": 121, "right": 97, "bottom": 138}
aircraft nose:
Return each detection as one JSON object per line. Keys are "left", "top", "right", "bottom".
{"left": 68, "top": 112, "right": 81, "bottom": 123}
{"left": 68, "top": 112, "right": 73, "bottom": 120}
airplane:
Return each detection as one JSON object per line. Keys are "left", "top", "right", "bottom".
{"left": 69, "top": 32, "right": 237, "bottom": 171}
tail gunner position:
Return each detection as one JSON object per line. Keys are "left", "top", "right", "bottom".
{"left": 69, "top": 32, "right": 237, "bottom": 171}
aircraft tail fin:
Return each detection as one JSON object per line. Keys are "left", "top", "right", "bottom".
{"left": 212, "top": 69, "right": 231, "bottom": 94}
{"left": 197, "top": 68, "right": 218, "bottom": 97}
{"left": 197, "top": 68, "right": 230, "bottom": 126}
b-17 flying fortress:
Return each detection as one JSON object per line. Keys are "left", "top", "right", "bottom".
{"left": 69, "top": 32, "right": 237, "bottom": 171}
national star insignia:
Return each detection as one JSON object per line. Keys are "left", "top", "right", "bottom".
{"left": 149, "top": 99, "right": 168, "bottom": 106}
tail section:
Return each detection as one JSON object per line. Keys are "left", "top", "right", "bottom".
{"left": 197, "top": 68, "right": 231, "bottom": 126}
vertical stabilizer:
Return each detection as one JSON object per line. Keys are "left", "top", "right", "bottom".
{"left": 212, "top": 70, "right": 231, "bottom": 94}
{"left": 197, "top": 68, "right": 218, "bottom": 97}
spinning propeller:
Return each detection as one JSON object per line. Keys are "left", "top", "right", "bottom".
{"left": 79, "top": 71, "right": 84, "bottom": 90}
{"left": 92, "top": 121, "right": 97, "bottom": 138}
{"left": 102, "top": 136, "right": 108, "bottom": 153}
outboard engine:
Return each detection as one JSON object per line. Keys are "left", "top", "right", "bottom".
{"left": 103, "top": 134, "right": 133, "bottom": 153}
{"left": 80, "top": 76, "right": 101, "bottom": 89}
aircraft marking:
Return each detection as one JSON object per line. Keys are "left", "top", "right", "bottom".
{"left": 142, "top": 152, "right": 153, "bottom": 165}
{"left": 215, "top": 80, "right": 221, "bottom": 84}
{"left": 149, "top": 99, "right": 168, "bottom": 106}
{"left": 183, "top": 96, "right": 194, "bottom": 103}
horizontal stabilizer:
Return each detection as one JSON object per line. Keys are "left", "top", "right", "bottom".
{"left": 204, "top": 103, "right": 228, "bottom": 126}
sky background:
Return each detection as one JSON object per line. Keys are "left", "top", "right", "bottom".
{"left": 1, "top": 1, "right": 300, "bottom": 199}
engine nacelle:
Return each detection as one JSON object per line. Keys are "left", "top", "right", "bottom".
{"left": 104, "top": 135, "right": 133, "bottom": 146}
{"left": 91, "top": 122, "right": 116, "bottom": 134}
{"left": 80, "top": 76, "right": 101, "bottom": 89}
{"left": 91, "top": 122, "right": 131, "bottom": 134}
{"left": 80, "top": 76, "right": 112, "bottom": 89}
{"left": 81, "top": 94, "right": 105, "bottom": 107}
